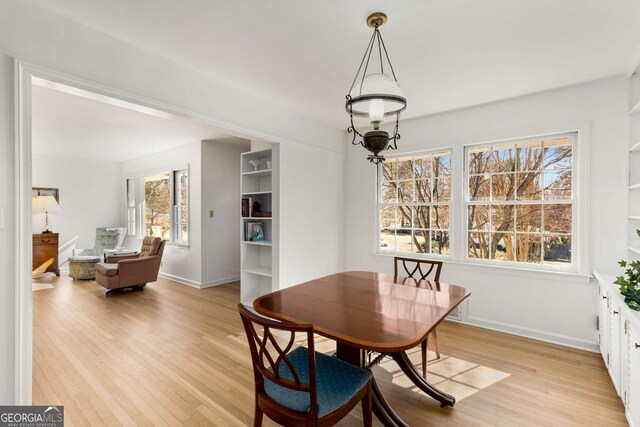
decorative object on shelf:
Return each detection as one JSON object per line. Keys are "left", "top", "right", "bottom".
{"left": 266, "top": 160, "right": 272, "bottom": 169}
{"left": 615, "top": 259, "right": 640, "bottom": 311}
{"left": 253, "top": 211, "right": 272, "bottom": 218}
{"left": 345, "top": 12, "right": 406, "bottom": 165}
{"left": 32, "top": 195, "right": 61, "bottom": 233}
{"left": 249, "top": 159, "right": 260, "bottom": 171}
{"left": 252, "top": 200, "right": 261, "bottom": 215}
{"left": 251, "top": 222, "right": 265, "bottom": 241}
{"left": 244, "top": 220, "right": 264, "bottom": 241}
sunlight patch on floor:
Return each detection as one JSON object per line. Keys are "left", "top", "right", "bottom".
{"left": 32, "top": 274, "right": 56, "bottom": 291}
{"left": 376, "top": 348, "right": 511, "bottom": 402}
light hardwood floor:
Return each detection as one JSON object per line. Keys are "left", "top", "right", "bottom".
{"left": 32, "top": 275, "right": 626, "bottom": 426}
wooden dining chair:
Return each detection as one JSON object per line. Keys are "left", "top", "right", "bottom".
{"left": 238, "top": 304, "right": 373, "bottom": 427}
{"left": 394, "top": 256, "right": 444, "bottom": 378}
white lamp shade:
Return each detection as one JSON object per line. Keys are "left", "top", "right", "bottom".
{"left": 32, "top": 195, "right": 61, "bottom": 213}
{"left": 348, "top": 73, "right": 406, "bottom": 118}
{"left": 360, "top": 73, "right": 404, "bottom": 98}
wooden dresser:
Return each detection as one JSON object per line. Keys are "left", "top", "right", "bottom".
{"left": 33, "top": 233, "right": 60, "bottom": 276}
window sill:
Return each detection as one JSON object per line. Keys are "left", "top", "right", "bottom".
{"left": 167, "top": 242, "right": 189, "bottom": 248}
{"left": 372, "top": 251, "right": 592, "bottom": 284}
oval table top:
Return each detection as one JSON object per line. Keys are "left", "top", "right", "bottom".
{"left": 254, "top": 271, "right": 470, "bottom": 353}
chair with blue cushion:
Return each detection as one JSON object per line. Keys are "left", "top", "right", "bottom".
{"left": 238, "top": 304, "right": 373, "bottom": 427}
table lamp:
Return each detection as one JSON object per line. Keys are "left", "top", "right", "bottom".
{"left": 32, "top": 195, "right": 61, "bottom": 233}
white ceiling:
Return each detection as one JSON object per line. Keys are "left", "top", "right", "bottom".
{"left": 32, "top": 83, "right": 229, "bottom": 161}
{"left": 27, "top": 1, "right": 640, "bottom": 128}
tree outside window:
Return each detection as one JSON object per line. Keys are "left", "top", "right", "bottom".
{"left": 145, "top": 174, "right": 171, "bottom": 240}
{"left": 466, "top": 135, "right": 573, "bottom": 266}
{"left": 379, "top": 150, "right": 452, "bottom": 255}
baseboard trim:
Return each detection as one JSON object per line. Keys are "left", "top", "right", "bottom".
{"left": 463, "top": 316, "right": 599, "bottom": 353}
{"left": 158, "top": 272, "right": 240, "bottom": 289}
{"left": 201, "top": 275, "right": 240, "bottom": 289}
{"left": 158, "top": 272, "right": 201, "bottom": 288}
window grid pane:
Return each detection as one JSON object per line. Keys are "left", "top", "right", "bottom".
{"left": 145, "top": 173, "right": 171, "bottom": 240}
{"left": 173, "top": 169, "right": 189, "bottom": 243}
{"left": 465, "top": 135, "right": 574, "bottom": 268}
{"left": 378, "top": 150, "right": 452, "bottom": 256}
{"left": 131, "top": 168, "right": 190, "bottom": 245}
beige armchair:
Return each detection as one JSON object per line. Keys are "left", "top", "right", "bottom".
{"left": 95, "top": 236, "right": 166, "bottom": 295}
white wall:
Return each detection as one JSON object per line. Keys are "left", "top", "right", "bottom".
{"left": 201, "top": 139, "right": 247, "bottom": 286}
{"left": 120, "top": 142, "right": 203, "bottom": 285}
{"left": 32, "top": 153, "right": 121, "bottom": 254}
{"left": 279, "top": 143, "right": 347, "bottom": 288}
{"left": 0, "top": 53, "right": 15, "bottom": 403}
{"left": 0, "top": 1, "right": 346, "bottom": 404}
{"left": 346, "top": 76, "right": 628, "bottom": 351}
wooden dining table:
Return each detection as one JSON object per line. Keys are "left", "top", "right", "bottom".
{"left": 253, "top": 270, "right": 471, "bottom": 427}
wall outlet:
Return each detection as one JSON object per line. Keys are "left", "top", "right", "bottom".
{"left": 209, "top": 210, "right": 215, "bottom": 218}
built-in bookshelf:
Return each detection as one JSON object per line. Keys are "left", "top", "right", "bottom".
{"left": 240, "top": 147, "right": 278, "bottom": 305}
{"left": 628, "top": 68, "right": 640, "bottom": 258}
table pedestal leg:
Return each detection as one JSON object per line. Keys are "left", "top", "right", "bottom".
{"left": 390, "top": 351, "right": 456, "bottom": 408}
{"left": 336, "top": 342, "right": 409, "bottom": 427}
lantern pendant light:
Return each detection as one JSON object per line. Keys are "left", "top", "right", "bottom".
{"left": 346, "top": 12, "right": 406, "bottom": 164}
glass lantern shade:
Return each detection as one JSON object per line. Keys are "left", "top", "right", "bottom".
{"left": 345, "top": 12, "right": 405, "bottom": 164}
{"left": 346, "top": 73, "right": 406, "bottom": 119}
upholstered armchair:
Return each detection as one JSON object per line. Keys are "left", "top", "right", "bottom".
{"left": 73, "top": 227, "right": 126, "bottom": 257}
{"left": 95, "top": 236, "right": 166, "bottom": 295}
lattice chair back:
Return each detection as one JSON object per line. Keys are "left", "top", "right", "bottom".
{"left": 238, "top": 304, "right": 319, "bottom": 420}
{"left": 393, "top": 256, "right": 443, "bottom": 282}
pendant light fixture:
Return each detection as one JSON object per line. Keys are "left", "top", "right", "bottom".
{"left": 346, "top": 12, "right": 406, "bottom": 164}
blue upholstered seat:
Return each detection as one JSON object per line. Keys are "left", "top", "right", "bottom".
{"left": 264, "top": 347, "right": 372, "bottom": 418}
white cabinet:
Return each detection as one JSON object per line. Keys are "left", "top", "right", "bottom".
{"left": 628, "top": 325, "right": 640, "bottom": 427}
{"left": 610, "top": 298, "right": 623, "bottom": 395}
{"left": 595, "top": 271, "right": 640, "bottom": 426}
{"left": 600, "top": 284, "right": 610, "bottom": 366}
{"left": 240, "top": 146, "right": 279, "bottom": 305}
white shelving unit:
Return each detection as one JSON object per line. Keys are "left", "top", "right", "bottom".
{"left": 629, "top": 69, "right": 640, "bottom": 259}
{"left": 240, "top": 146, "right": 279, "bottom": 305}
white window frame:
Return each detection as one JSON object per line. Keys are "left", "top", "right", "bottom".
{"left": 376, "top": 148, "right": 453, "bottom": 258}
{"left": 124, "top": 164, "right": 190, "bottom": 246}
{"left": 172, "top": 169, "right": 189, "bottom": 245}
{"left": 463, "top": 132, "right": 579, "bottom": 273}
{"left": 125, "top": 178, "right": 138, "bottom": 237}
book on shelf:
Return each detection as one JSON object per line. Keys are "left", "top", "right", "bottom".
{"left": 244, "top": 221, "right": 264, "bottom": 241}
{"left": 251, "top": 222, "right": 265, "bottom": 241}
{"left": 241, "top": 198, "right": 249, "bottom": 217}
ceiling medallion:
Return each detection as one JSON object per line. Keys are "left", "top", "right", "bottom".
{"left": 345, "top": 12, "right": 406, "bottom": 164}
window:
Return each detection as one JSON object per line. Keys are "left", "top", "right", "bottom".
{"left": 145, "top": 173, "right": 171, "bottom": 239}
{"left": 465, "top": 134, "right": 574, "bottom": 268}
{"left": 173, "top": 169, "right": 188, "bottom": 244}
{"left": 126, "top": 167, "right": 189, "bottom": 244}
{"left": 378, "top": 150, "right": 452, "bottom": 255}
{"left": 126, "top": 178, "right": 136, "bottom": 236}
